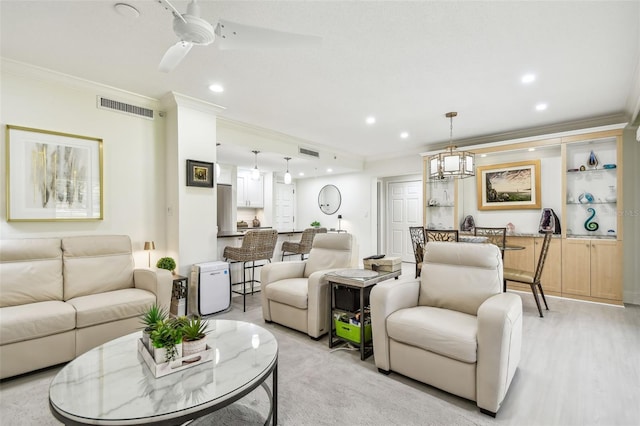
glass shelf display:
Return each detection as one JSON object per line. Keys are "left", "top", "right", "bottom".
{"left": 425, "top": 178, "right": 455, "bottom": 230}
{"left": 564, "top": 137, "right": 618, "bottom": 238}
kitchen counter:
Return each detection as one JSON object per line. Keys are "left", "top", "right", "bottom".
{"left": 217, "top": 229, "right": 304, "bottom": 238}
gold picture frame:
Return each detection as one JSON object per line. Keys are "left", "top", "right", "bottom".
{"left": 476, "top": 160, "right": 541, "bottom": 211}
{"left": 6, "top": 125, "right": 103, "bottom": 221}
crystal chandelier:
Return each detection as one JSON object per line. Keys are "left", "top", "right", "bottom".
{"left": 428, "top": 112, "right": 475, "bottom": 179}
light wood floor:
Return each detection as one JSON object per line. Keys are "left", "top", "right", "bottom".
{"left": 1, "top": 263, "right": 638, "bottom": 425}
{"left": 223, "top": 262, "right": 640, "bottom": 426}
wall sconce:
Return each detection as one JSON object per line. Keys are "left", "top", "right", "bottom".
{"left": 143, "top": 241, "right": 155, "bottom": 267}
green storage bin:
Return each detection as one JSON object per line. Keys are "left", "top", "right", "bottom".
{"left": 334, "top": 319, "right": 372, "bottom": 344}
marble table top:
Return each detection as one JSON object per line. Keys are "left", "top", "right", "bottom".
{"left": 49, "top": 320, "right": 277, "bottom": 425}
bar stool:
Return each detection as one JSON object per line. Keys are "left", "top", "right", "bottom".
{"left": 223, "top": 229, "right": 278, "bottom": 312}
{"left": 281, "top": 227, "right": 327, "bottom": 260}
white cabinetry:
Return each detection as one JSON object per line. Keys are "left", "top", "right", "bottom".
{"left": 237, "top": 170, "right": 264, "bottom": 208}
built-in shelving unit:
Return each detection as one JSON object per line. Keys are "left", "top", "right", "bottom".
{"left": 421, "top": 128, "right": 624, "bottom": 305}
{"left": 424, "top": 177, "right": 457, "bottom": 230}
{"left": 563, "top": 138, "right": 618, "bottom": 239}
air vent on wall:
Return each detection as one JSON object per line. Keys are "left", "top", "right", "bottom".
{"left": 97, "top": 96, "right": 154, "bottom": 120}
{"left": 299, "top": 146, "right": 320, "bottom": 158}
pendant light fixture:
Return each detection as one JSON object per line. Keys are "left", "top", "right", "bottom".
{"left": 284, "top": 157, "right": 292, "bottom": 184}
{"left": 428, "top": 112, "right": 475, "bottom": 179}
{"left": 251, "top": 150, "right": 260, "bottom": 180}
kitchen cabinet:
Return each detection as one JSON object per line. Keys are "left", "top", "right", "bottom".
{"left": 237, "top": 170, "right": 264, "bottom": 208}
{"left": 562, "top": 239, "right": 622, "bottom": 302}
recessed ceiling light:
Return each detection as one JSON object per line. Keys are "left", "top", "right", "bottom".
{"left": 480, "top": 154, "right": 487, "bottom": 158}
{"left": 535, "top": 103, "right": 548, "bottom": 111}
{"left": 327, "top": 168, "right": 333, "bottom": 173}
{"left": 298, "top": 172, "right": 304, "bottom": 176}
{"left": 521, "top": 73, "right": 536, "bottom": 84}
{"left": 528, "top": 148, "right": 536, "bottom": 152}
{"left": 209, "top": 84, "right": 224, "bottom": 93}
{"left": 400, "top": 132, "right": 409, "bottom": 139}
{"left": 114, "top": 3, "right": 139, "bottom": 19}
{"left": 366, "top": 116, "right": 376, "bottom": 125}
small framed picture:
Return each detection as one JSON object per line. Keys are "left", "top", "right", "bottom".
{"left": 186, "top": 159, "right": 214, "bottom": 188}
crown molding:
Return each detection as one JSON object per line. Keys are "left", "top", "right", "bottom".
{"left": 0, "top": 58, "right": 159, "bottom": 108}
{"left": 160, "top": 92, "right": 226, "bottom": 115}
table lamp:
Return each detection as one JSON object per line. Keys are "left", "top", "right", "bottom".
{"left": 338, "top": 214, "right": 343, "bottom": 231}
{"left": 143, "top": 241, "right": 155, "bottom": 267}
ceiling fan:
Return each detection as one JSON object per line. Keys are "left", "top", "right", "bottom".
{"left": 157, "top": 0, "right": 322, "bottom": 73}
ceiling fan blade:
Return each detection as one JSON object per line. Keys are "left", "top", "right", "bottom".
{"left": 215, "top": 19, "right": 322, "bottom": 50}
{"left": 158, "top": 41, "right": 193, "bottom": 73}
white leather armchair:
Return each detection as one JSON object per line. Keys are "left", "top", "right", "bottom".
{"left": 261, "top": 233, "right": 357, "bottom": 339}
{"left": 370, "top": 242, "right": 522, "bottom": 416}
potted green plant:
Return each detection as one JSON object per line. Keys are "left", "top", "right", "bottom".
{"left": 150, "top": 319, "right": 183, "bottom": 365}
{"left": 156, "top": 257, "right": 177, "bottom": 275}
{"left": 139, "top": 304, "right": 168, "bottom": 352}
{"left": 310, "top": 221, "right": 321, "bottom": 228}
{"left": 178, "top": 316, "right": 209, "bottom": 356}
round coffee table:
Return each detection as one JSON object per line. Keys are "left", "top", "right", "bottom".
{"left": 49, "top": 320, "right": 278, "bottom": 425}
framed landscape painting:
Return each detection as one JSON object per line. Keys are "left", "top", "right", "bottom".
{"left": 476, "top": 160, "right": 541, "bottom": 210}
{"left": 6, "top": 125, "right": 103, "bottom": 221}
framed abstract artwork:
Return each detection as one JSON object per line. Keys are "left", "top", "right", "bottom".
{"left": 6, "top": 125, "right": 103, "bottom": 221}
{"left": 186, "top": 159, "right": 214, "bottom": 188}
{"left": 476, "top": 160, "right": 541, "bottom": 210}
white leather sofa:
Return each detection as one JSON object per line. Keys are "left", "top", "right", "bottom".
{"left": 0, "top": 235, "right": 172, "bottom": 379}
{"left": 261, "top": 233, "right": 358, "bottom": 339}
{"left": 370, "top": 242, "right": 522, "bottom": 416}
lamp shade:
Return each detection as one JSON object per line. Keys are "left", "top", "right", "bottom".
{"left": 144, "top": 241, "right": 155, "bottom": 250}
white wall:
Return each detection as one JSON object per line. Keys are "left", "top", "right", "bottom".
{"left": 458, "top": 147, "right": 562, "bottom": 234}
{"left": 162, "top": 94, "right": 221, "bottom": 275}
{"left": 296, "top": 173, "right": 376, "bottom": 261}
{"left": 0, "top": 61, "right": 166, "bottom": 268}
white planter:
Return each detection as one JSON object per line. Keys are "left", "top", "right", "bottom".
{"left": 182, "top": 338, "right": 207, "bottom": 357}
{"left": 153, "top": 343, "right": 182, "bottom": 367}
{"left": 142, "top": 330, "right": 153, "bottom": 356}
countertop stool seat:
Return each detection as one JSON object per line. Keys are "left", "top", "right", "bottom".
{"left": 224, "top": 229, "right": 278, "bottom": 312}
{"left": 281, "top": 227, "right": 327, "bottom": 261}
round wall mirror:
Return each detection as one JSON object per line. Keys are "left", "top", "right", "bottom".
{"left": 318, "top": 184, "right": 341, "bottom": 215}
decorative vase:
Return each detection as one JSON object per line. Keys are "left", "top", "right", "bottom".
{"left": 584, "top": 207, "right": 599, "bottom": 232}
{"left": 182, "top": 338, "right": 207, "bottom": 357}
{"left": 252, "top": 216, "right": 260, "bottom": 227}
{"left": 588, "top": 150, "right": 598, "bottom": 168}
{"left": 605, "top": 186, "right": 617, "bottom": 203}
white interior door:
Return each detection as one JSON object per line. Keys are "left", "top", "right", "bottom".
{"left": 386, "top": 180, "right": 422, "bottom": 262}
{"left": 275, "top": 183, "right": 295, "bottom": 231}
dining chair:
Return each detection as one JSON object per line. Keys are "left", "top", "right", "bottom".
{"left": 474, "top": 227, "right": 507, "bottom": 257}
{"left": 409, "top": 227, "right": 426, "bottom": 278}
{"left": 425, "top": 229, "right": 459, "bottom": 242}
{"left": 503, "top": 231, "right": 552, "bottom": 317}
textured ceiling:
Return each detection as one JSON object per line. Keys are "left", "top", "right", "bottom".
{"left": 1, "top": 1, "right": 639, "bottom": 172}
